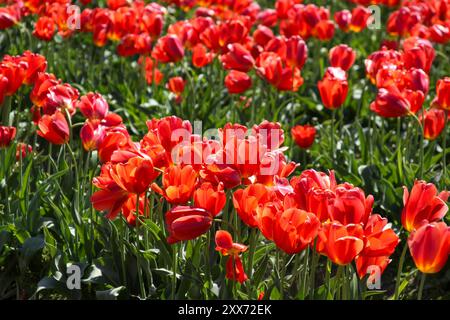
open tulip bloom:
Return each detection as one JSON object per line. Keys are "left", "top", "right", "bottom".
{"left": 0, "top": 0, "right": 450, "bottom": 303}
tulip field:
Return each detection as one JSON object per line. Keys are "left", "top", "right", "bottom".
{"left": 1, "top": 0, "right": 450, "bottom": 302}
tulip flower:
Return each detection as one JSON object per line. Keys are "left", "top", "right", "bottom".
{"left": 166, "top": 206, "right": 213, "bottom": 244}
{"left": 215, "top": 230, "right": 248, "bottom": 283}
{"left": 224, "top": 70, "right": 252, "bottom": 94}
{"left": 152, "top": 165, "right": 197, "bottom": 205}
{"left": 193, "top": 182, "right": 226, "bottom": 217}
{"left": 329, "top": 45, "right": 356, "bottom": 71}
{"left": 432, "top": 77, "right": 450, "bottom": 110}
{"left": 421, "top": 109, "right": 446, "bottom": 140}
{"left": 256, "top": 201, "right": 321, "bottom": 254}
{"left": 0, "top": 125, "right": 16, "bottom": 148}
{"left": 19, "top": 51, "right": 47, "bottom": 85}
{"left": 110, "top": 156, "right": 159, "bottom": 195}
{"left": 317, "top": 221, "right": 364, "bottom": 265}
{"left": 33, "top": 16, "right": 56, "bottom": 41}
{"left": 356, "top": 255, "right": 391, "bottom": 279}
{"left": 37, "top": 111, "right": 70, "bottom": 145}
{"left": 408, "top": 222, "right": 450, "bottom": 273}
{"left": 349, "top": 6, "right": 372, "bottom": 32}
{"left": 329, "top": 183, "right": 374, "bottom": 226}
{"left": 152, "top": 35, "right": 185, "bottom": 63}
{"left": 77, "top": 93, "right": 109, "bottom": 120}
{"left": 334, "top": 10, "right": 352, "bottom": 32}
{"left": 192, "top": 44, "right": 214, "bottom": 68}
{"left": 233, "top": 183, "right": 272, "bottom": 228}
{"left": 167, "top": 77, "right": 186, "bottom": 97}
{"left": 220, "top": 44, "right": 255, "bottom": 72}
{"left": 16, "top": 143, "right": 32, "bottom": 160}
{"left": 253, "top": 25, "right": 274, "bottom": 47}
{"left": 291, "top": 124, "right": 316, "bottom": 149}
{"left": 370, "top": 86, "right": 424, "bottom": 118}
{"left": 318, "top": 67, "right": 348, "bottom": 109}
{"left": 362, "top": 214, "right": 399, "bottom": 257}
{"left": 402, "top": 180, "right": 449, "bottom": 232}
{"left": 285, "top": 36, "right": 308, "bottom": 69}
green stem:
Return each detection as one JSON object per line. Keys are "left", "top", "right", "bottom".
{"left": 418, "top": 273, "right": 426, "bottom": 300}
{"left": 246, "top": 228, "right": 257, "bottom": 299}
{"left": 171, "top": 244, "right": 177, "bottom": 300}
{"left": 394, "top": 242, "right": 408, "bottom": 300}
{"left": 325, "top": 259, "right": 332, "bottom": 300}
{"left": 135, "top": 193, "right": 146, "bottom": 299}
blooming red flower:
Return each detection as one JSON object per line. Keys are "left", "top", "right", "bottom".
{"left": 215, "top": 230, "right": 248, "bottom": 283}
{"left": 192, "top": 44, "right": 214, "bottom": 68}
{"left": 33, "top": 16, "right": 56, "bottom": 41}
{"left": 37, "top": 111, "right": 70, "bottom": 145}
{"left": 19, "top": 51, "right": 47, "bottom": 85}
{"left": 109, "top": 156, "right": 159, "bottom": 194}
{"left": 167, "top": 77, "right": 186, "bottom": 102}
{"left": 317, "top": 221, "right": 364, "bottom": 265}
{"left": 402, "top": 180, "right": 449, "bottom": 233}
{"left": 334, "top": 10, "right": 352, "bottom": 32}
{"left": 370, "top": 85, "right": 424, "bottom": 118}
{"left": 0, "top": 125, "right": 16, "bottom": 148}
{"left": 408, "top": 221, "right": 450, "bottom": 274}
{"left": 291, "top": 125, "right": 316, "bottom": 149}
{"left": 318, "top": 67, "right": 348, "bottom": 109}
{"left": 166, "top": 206, "right": 213, "bottom": 244}
{"left": 224, "top": 70, "right": 252, "bottom": 94}
{"left": 422, "top": 109, "right": 446, "bottom": 140}
{"left": 329, "top": 44, "right": 356, "bottom": 71}
{"left": 349, "top": 6, "right": 372, "bottom": 32}
{"left": 256, "top": 201, "right": 321, "bottom": 254}
{"left": 194, "top": 182, "right": 226, "bottom": 216}
{"left": 152, "top": 165, "right": 197, "bottom": 205}
{"left": 77, "top": 92, "right": 109, "bottom": 120}
{"left": 355, "top": 255, "right": 391, "bottom": 279}
{"left": 233, "top": 183, "right": 273, "bottom": 227}
{"left": 285, "top": 36, "right": 308, "bottom": 69}
{"left": 152, "top": 35, "right": 185, "bottom": 63}
{"left": 220, "top": 43, "right": 255, "bottom": 72}
{"left": 361, "top": 214, "right": 399, "bottom": 257}
{"left": 432, "top": 77, "right": 450, "bottom": 110}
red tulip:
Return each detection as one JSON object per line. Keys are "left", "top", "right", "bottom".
{"left": 356, "top": 255, "right": 391, "bottom": 279}
{"left": 329, "top": 44, "right": 356, "bottom": 71}
{"left": 313, "top": 20, "right": 335, "bottom": 41}
{"left": 317, "top": 221, "right": 364, "bottom": 265}
{"left": 334, "top": 10, "right": 352, "bottom": 32}
{"left": 422, "top": 109, "right": 446, "bottom": 140}
{"left": 121, "top": 194, "right": 150, "bottom": 226}
{"left": 349, "top": 6, "right": 372, "bottom": 32}
{"left": 256, "top": 201, "right": 321, "bottom": 254}
{"left": 362, "top": 214, "right": 399, "bottom": 257}
{"left": 402, "top": 180, "right": 449, "bottom": 232}
{"left": 19, "top": 51, "right": 47, "bottom": 85}
{"left": 224, "top": 70, "right": 252, "bottom": 94}
{"left": 0, "top": 125, "right": 16, "bottom": 148}
{"left": 167, "top": 77, "right": 186, "bottom": 100}
{"left": 192, "top": 44, "right": 214, "bottom": 68}
{"left": 152, "top": 165, "right": 197, "bottom": 205}
{"left": 226, "top": 255, "right": 248, "bottom": 283}
{"left": 0, "top": 6, "right": 19, "bottom": 30}
{"left": 285, "top": 36, "right": 308, "bottom": 69}
{"left": 402, "top": 37, "right": 435, "bottom": 73}
{"left": 215, "top": 230, "right": 248, "bottom": 283}
{"left": 194, "top": 182, "right": 226, "bottom": 216}
{"left": 37, "top": 111, "right": 70, "bottom": 145}
{"left": 329, "top": 183, "right": 374, "bottom": 226}
{"left": 291, "top": 125, "right": 316, "bottom": 149}
{"left": 432, "top": 77, "right": 450, "bottom": 110}
{"left": 166, "top": 206, "right": 213, "bottom": 244}
{"left": 370, "top": 86, "right": 424, "bottom": 118}
{"left": 16, "top": 143, "right": 32, "bottom": 160}
{"left": 233, "top": 183, "right": 272, "bottom": 228}
{"left": 33, "top": 16, "right": 56, "bottom": 41}
{"left": 408, "top": 222, "right": 450, "bottom": 273}
{"left": 220, "top": 43, "right": 255, "bottom": 72}
{"left": 77, "top": 93, "right": 109, "bottom": 120}
{"left": 318, "top": 67, "right": 348, "bottom": 109}
{"left": 110, "top": 156, "right": 159, "bottom": 194}
{"left": 253, "top": 25, "right": 274, "bottom": 47}
{"left": 152, "top": 35, "right": 185, "bottom": 63}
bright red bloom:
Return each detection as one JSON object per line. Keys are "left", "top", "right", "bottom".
{"left": 334, "top": 10, "right": 352, "bottom": 32}
{"left": 77, "top": 92, "right": 109, "bottom": 120}
{"left": 313, "top": 20, "right": 335, "bottom": 41}
{"left": 0, "top": 57, "right": 26, "bottom": 96}
{"left": 370, "top": 86, "right": 424, "bottom": 118}
{"left": 349, "top": 6, "right": 372, "bottom": 32}
{"left": 422, "top": 109, "right": 446, "bottom": 140}
{"left": 109, "top": 156, "right": 159, "bottom": 194}
{"left": 362, "top": 214, "right": 399, "bottom": 257}
{"left": 153, "top": 165, "right": 197, "bottom": 205}
{"left": 408, "top": 222, "right": 450, "bottom": 274}
{"left": 152, "top": 35, "right": 185, "bottom": 63}
{"left": 429, "top": 23, "right": 450, "bottom": 44}
{"left": 402, "top": 37, "right": 435, "bottom": 73}
{"left": 291, "top": 124, "right": 316, "bottom": 149}
{"left": 215, "top": 230, "right": 248, "bottom": 283}
{"left": 329, "top": 44, "right": 356, "bottom": 71}
{"left": 166, "top": 206, "right": 213, "bottom": 244}
{"left": 256, "top": 201, "right": 321, "bottom": 254}
{"left": 356, "top": 255, "right": 391, "bottom": 279}
{"left": 140, "top": 57, "right": 163, "bottom": 86}
{"left": 37, "top": 111, "right": 70, "bottom": 145}
{"left": 233, "top": 183, "right": 272, "bottom": 228}
{"left": 285, "top": 36, "right": 308, "bottom": 69}
{"left": 317, "top": 67, "right": 348, "bottom": 109}
{"left": 19, "top": 51, "right": 47, "bottom": 85}
{"left": 121, "top": 194, "right": 150, "bottom": 226}
{"left": 33, "top": 16, "right": 56, "bottom": 41}
{"left": 30, "top": 73, "right": 60, "bottom": 107}
{"left": 0, "top": 6, "right": 19, "bottom": 30}
{"left": 220, "top": 43, "right": 255, "bottom": 72}
{"left": 167, "top": 77, "right": 186, "bottom": 98}
{"left": 253, "top": 25, "right": 274, "bottom": 47}
{"left": 194, "top": 182, "right": 226, "bottom": 216}
{"left": 192, "top": 44, "right": 214, "bottom": 68}
{"left": 402, "top": 180, "right": 449, "bottom": 233}
{"left": 224, "top": 70, "right": 252, "bottom": 94}
{"left": 317, "top": 221, "right": 364, "bottom": 265}
{"left": 432, "top": 77, "right": 450, "bottom": 110}
{"left": 0, "top": 125, "right": 16, "bottom": 148}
